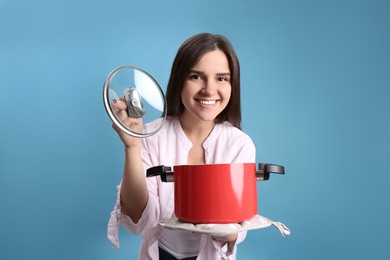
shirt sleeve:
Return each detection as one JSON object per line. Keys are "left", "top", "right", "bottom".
{"left": 107, "top": 137, "right": 162, "bottom": 248}
{"left": 107, "top": 176, "right": 161, "bottom": 248}
{"left": 197, "top": 231, "right": 246, "bottom": 259}
{"left": 215, "top": 231, "right": 247, "bottom": 259}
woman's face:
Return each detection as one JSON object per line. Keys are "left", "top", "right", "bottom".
{"left": 180, "top": 49, "right": 232, "bottom": 125}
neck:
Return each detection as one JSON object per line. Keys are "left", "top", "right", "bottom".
{"left": 179, "top": 115, "right": 215, "bottom": 144}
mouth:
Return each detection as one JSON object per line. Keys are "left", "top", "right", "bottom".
{"left": 196, "top": 99, "right": 218, "bottom": 106}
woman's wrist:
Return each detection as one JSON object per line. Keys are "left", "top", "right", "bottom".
{"left": 124, "top": 142, "right": 142, "bottom": 152}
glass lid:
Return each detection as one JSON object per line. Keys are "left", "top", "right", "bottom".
{"left": 103, "top": 66, "right": 166, "bottom": 137}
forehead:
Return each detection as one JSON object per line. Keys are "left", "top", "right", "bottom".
{"left": 191, "top": 50, "right": 230, "bottom": 72}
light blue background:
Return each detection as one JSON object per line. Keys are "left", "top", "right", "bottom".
{"left": 1, "top": 0, "right": 389, "bottom": 259}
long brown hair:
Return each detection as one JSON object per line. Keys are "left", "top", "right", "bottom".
{"left": 165, "top": 33, "right": 242, "bottom": 129}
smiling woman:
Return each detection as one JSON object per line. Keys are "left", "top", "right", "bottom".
{"left": 166, "top": 33, "right": 242, "bottom": 129}
{"left": 180, "top": 49, "right": 232, "bottom": 130}
{"left": 1, "top": 0, "right": 389, "bottom": 259}
{"left": 107, "top": 33, "right": 256, "bottom": 259}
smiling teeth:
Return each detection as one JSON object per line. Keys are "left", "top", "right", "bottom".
{"left": 199, "top": 100, "right": 216, "bottom": 105}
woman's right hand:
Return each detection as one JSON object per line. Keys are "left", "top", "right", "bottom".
{"left": 111, "top": 98, "right": 143, "bottom": 148}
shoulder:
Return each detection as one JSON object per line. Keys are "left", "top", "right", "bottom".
{"left": 143, "top": 116, "right": 184, "bottom": 149}
{"left": 219, "top": 121, "right": 254, "bottom": 145}
{"left": 205, "top": 121, "right": 256, "bottom": 163}
{"left": 144, "top": 116, "right": 176, "bottom": 137}
{"left": 142, "top": 117, "right": 180, "bottom": 166}
{"left": 208, "top": 121, "right": 256, "bottom": 153}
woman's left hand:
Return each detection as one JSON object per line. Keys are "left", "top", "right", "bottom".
{"left": 212, "top": 233, "right": 238, "bottom": 243}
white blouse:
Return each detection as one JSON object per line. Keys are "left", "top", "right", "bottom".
{"left": 107, "top": 117, "right": 256, "bottom": 259}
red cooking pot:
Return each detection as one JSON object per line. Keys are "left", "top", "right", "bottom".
{"left": 147, "top": 163, "right": 284, "bottom": 224}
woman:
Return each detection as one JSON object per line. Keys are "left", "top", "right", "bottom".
{"left": 108, "top": 33, "right": 256, "bottom": 259}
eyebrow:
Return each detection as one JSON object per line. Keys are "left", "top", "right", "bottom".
{"left": 189, "top": 70, "right": 231, "bottom": 76}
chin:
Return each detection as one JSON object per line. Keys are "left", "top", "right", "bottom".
{"left": 198, "top": 115, "right": 219, "bottom": 122}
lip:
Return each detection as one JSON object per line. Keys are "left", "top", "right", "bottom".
{"left": 195, "top": 99, "right": 219, "bottom": 107}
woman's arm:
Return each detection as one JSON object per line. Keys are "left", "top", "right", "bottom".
{"left": 111, "top": 98, "right": 149, "bottom": 223}
{"left": 120, "top": 146, "right": 149, "bottom": 223}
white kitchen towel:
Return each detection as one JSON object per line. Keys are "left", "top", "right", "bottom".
{"left": 160, "top": 214, "right": 290, "bottom": 237}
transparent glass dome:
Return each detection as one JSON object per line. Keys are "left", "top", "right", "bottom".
{"left": 103, "top": 66, "right": 166, "bottom": 137}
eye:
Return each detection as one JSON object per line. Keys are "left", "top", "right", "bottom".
{"left": 218, "top": 76, "right": 230, "bottom": 82}
{"left": 189, "top": 73, "right": 202, "bottom": 80}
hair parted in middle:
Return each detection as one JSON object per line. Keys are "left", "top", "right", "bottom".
{"left": 165, "top": 32, "right": 242, "bottom": 129}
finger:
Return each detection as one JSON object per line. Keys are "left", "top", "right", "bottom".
{"left": 121, "top": 116, "right": 142, "bottom": 127}
{"left": 111, "top": 99, "right": 128, "bottom": 113}
{"left": 116, "top": 109, "right": 129, "bottom": 121}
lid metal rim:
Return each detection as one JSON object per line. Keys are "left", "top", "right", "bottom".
{"left": 103, "top": 65, "right": 167, "bottom": 138}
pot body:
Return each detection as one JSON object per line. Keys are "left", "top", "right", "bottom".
{"left": 174, "top": 163, "right": 258, "bottom": 224}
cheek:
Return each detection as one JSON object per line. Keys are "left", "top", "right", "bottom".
{"left": 181, "top": 85, "right": 193, "bottom": 106}
{"left": 223, "top": 86, "right": 232, "bottom": 101}
{"left": 181, "top": 85, "right": 189, "bottom": 100}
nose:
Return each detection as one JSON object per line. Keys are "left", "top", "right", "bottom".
{"left": 201, "top": 79, "right": 217, "bottom": 95}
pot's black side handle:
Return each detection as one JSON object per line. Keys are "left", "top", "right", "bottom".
{"left": 146, "top": 165, "right": 174, "bottom": 182}
{"left": 256, "top": 163, "right": 285, "bottom": 181}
